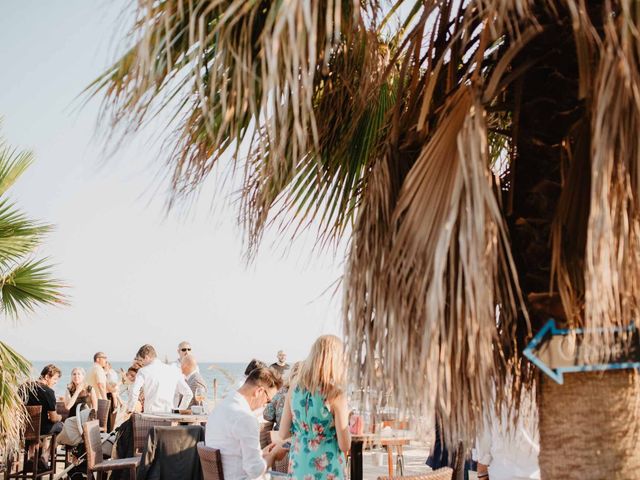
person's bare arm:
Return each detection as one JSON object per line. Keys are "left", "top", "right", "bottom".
{"left": 48, "top": 410, "right": 62, "bottom": 423}
{"left": 89, "top": 387, "right": 98, "bottom": 410}
{"left": 96, "top": 380, "right": 108, "bottom": 400}
{"left": 330, "top": 393, "right": 351, "bottom": 454}
{"left": 276, "top": 391, "right": 293, "bottom": 442}
{"left": 63, "top": 388, "right": 76, "bottom": 410}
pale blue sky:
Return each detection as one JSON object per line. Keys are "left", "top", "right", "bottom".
{"left": 0, "top": 1, "right": 345, "bottom": 363}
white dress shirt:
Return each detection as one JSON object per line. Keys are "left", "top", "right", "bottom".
{"left": 476, "top": 391, "right": 540, "bottom": 480}
{"left": 127, "top": 358, "right": 193, "bottom": 413}
{"left": 205, "top": 391, "right": 266, "bottom": 480}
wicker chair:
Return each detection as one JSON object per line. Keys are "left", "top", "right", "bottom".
{"left": 273, "top": 451, "right": 289, "bottom": 474}
{"left": 83, "top": 420, "right": 140, "bottom": 480}
{"left": 96, "top": 399, "right": 111, "bottom": 433}
{"left": 377, "top": 467, "right": 454, "bottom": 480}
{"left": 197, "top": 442, "right": 225, "bottom": 480}
{"left": 131, "top": 413, "right": 172, "bottom": 455}
{"left": 259, "top": 422, "right": 274, "bottom": 449}
{"left": 4, "top": 405, "right": 58, "bottom": 479}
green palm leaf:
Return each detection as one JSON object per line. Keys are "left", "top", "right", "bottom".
{"left": 0, "top": 140, "right": 33, "bottom": 197}
{"left": 0, "top": 131, "right": 67, "bottom": 450}
{"left": 0, "top": 259, "right": 67, "bottom": 318}
{"left": 0, "top": 199, "right": 52, "bottom": 268}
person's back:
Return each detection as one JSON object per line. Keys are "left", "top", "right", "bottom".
{"left": 181, "top": 354, "right": 207, "bottom": 407}
{"left": 205, "top": 392, "right": 262, "bottom": 479}
{"left": 23, "top": 381, "right": 57, "bottom": 435}
{"left": 205, "top": 367, "right": 283, "bottom": 480}
{"left": 278, "top": 336, "right": 350, "bottom": 480}
{"left": 127, "top": 344, "right": 193, "bottom": 414}
{"left": 138, "top": 359, "right": 181, "bottom": 413}
{"left": 289, "top": 385, "right": 346, "bottom": 477}
{"left": 476, "top": 388, "right": 539, "bottom": 480}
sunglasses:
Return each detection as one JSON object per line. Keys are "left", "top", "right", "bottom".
{"left": 181, "top": 348, "right": 192, "bottom": 352}
{"left": 261, "top": 387, "right": 274, "bottom": 403}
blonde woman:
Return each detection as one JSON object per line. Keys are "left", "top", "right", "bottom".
{"left": 278, "top": 335, "right": 351, "bottom": 479}
{"left": 64, "top": 367, "right": 98, "bottom": 418}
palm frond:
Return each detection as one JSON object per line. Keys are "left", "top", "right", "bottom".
{"left": 0, "top": 340, "right": 30, "bottom": 452}
{"left": 0, "top": 199, "right": 52, "bottom": 268}
{"left": 0, "top": 130, "right": 68, "bottom": 451}
{"left": 91, "top": 0, "right": 640, "bottom": 451}
{"left": 89, "top": 0, "right": 360, "bottom": 205}
{"left": 0, "top": 140, "right": 33, "bottom": 197}
{"left": 0, "top": 259, "right": 67, "bottom": 319}
{"left": 580, "top": 3, "right": 640, "bottom": 352}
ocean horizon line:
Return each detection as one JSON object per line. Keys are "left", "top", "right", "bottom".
{"left": 27, "top": 359, "right": 249, "bottom": 364}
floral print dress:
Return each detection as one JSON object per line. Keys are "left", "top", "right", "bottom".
{"left": 289, "top": 386, "right": 346, "bottom": 480}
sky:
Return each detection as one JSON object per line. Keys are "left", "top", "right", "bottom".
{"left": 0, "top": 1, "right": 346, "bottom": 363}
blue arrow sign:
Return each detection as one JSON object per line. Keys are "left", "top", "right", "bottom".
{"left": 524, "top": 319, "right": 640, "bottom": 384}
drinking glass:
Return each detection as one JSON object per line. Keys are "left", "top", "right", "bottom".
{"left": 194, "top": 386, "right": 206, "bottom": 407}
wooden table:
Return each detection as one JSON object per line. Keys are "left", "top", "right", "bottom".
{"left": 139, "top": 412, "right": 208, "bottom": 425}
{"left": 350, "top": 432, "right": 413, "bottom": 479}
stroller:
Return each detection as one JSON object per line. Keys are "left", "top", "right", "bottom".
{"left": 53, "top": 406, "right": 120, "bottom": 480}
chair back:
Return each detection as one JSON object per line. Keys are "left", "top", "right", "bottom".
{"left": 197, "top": 442, "right": 225, "bottom": 480}
{"left": 259, "top": 421, "right": 273, "bottom": 449}
{"left": 273, "top": 451, "right": 289, "bottom": 474}
{"left": 377, "top": 467, "right": 454, "bottom": 480}
{"left": 24, "top": 405, "right": 42, "bottom": 441}
{"left": 132, "top": 413, "right": 172, "bottom": 453}
{"left": 96, "top": 399, "right": 111, "bottom": 431}
{"left": 82, "top": 420, "right": 103, "bottom": 470}
{"left": 382, "top": 419, "right": 410, "bottom": 430}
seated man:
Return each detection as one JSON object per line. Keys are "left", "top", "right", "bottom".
{"left": 181, "top": 354, "right": 207, "bottom": 407}
{"left": 205, "top": 366, "right": 285, "bottom": 480}
{"left": 22, "top": 364, "right": 64, "bottom": 470}
{"left": 127, "top": 344, "right": 193, "bottom": 413}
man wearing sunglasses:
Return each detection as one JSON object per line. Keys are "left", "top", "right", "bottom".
{"left": 86, "top": 351, "right": 109, "bottom": 400}
{"left": 176, "top": 341, "right": 192, "bottom": 364}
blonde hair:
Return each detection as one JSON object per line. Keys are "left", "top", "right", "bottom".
{"left": 296, "top": 335, "right": 346, "bottom": 401}
{"left": 67, "top": 367, "right": 86, "bottom": 395}
{"left": 284, "top": 362, "right": 302, "bottom": 389}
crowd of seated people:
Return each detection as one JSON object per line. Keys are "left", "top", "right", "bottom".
{"left": 17, "top": 340, "right": 358, "bottom": 479}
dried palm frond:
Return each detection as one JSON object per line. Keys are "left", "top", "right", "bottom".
{"left": 581, "top": 2, "right": 640, "bottom": 351}
{"left": 241, "top": 31, "right": 394, "bottom": 251}
{"left": 346, "top": 87, "right": 527, "bottom": 445}
{"left": 0, "top": 341, "right": 30, "bottom": 452}
{"left": 89, "top": 0, "right": 360, "bottom": 208}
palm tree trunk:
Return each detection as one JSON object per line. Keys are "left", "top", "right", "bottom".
{"left": 538, "top": 371, "right": 640, "bottom": 478}
{"left": 509, "top": 5, "right": 640, "bottom": 478}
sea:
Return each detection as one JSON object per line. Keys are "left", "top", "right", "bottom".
{"left": 29, "top": 360, "right": 247, "bottom": 401}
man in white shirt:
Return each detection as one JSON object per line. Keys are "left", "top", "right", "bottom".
{"left": 127, "top": 344, "right": 193, "bottom": 413}
{"left": 86, "top": 351, "right": 108, "bottom": 400}
{"left": 476, "top": 388, "right": 540, "bottom": 480}
{"left": 205, "top": 366, "right": 285, "bottom": 480}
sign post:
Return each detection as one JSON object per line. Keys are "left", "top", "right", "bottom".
{"left": 524, "top": 319, "right": 640, "bottom": 384}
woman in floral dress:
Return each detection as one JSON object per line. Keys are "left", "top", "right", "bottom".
{"left": 277, "top": 335, "right": 351, "bottom": 479}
